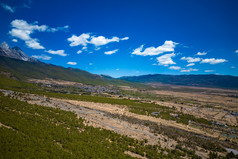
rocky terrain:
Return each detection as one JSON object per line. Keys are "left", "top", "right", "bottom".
{"left": 0, "top": 42, "right": 38, "bottom": 62}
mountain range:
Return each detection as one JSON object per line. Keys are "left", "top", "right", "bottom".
{"left": 0, "top": 42, "right": 142, "bottom": 87}
{"left": 0, "top": 41, "right": 238, "bottom": 89}
{"left": 0, "top": 42, "right": 38, "bottom": 62}
{"left": 120, "top": 74, "right": 238, "bottom": 89}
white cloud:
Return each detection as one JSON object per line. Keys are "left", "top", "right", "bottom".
{"left": 121, "top": 37, "right": 129, "bottom": 40}
{"left": 186, "top": 63, "right": 195, "bottom": 67}
{"left": 169, "top": 66, "right": 181, "bottom": 70}
{"left": 9, "top": 28, "right": 32, "bottom": 41}
{"left": 181, "top": 57, "right": 201, "bottom": 63}
{"left": 90, "top": 36, "right": 129, "bottom": 46}
{"left": 231, "top": 66, "right": 235, "bottom": 69}
{"left": 67, "top": 62, "right": 77, "bottom": 65}
{"left": 67, "top": 34, "right": 90, "bottom": 47}
{"left": 132, "top": 41, "right": 177, "bottom": 56}
{"left": 200, "top": 58, "right": 227, "bottom": 64}
{"left": 12, "top": 39, "right": 18, "bottom": 42}
{"left": 26, "top": 39, "right": 45, "bottom": 49}
{"left": 10, "top": 19, "right": 68, "bottom": 33}
{"left": 89, "top": 62, "right": 93, "bottom": 65}
{"left": 205, "top": 70, "right": 215, "bottom": 73}
{"left": 104, "top": 49, "right": 118, "bottom": 55}
{"left": 77, "top": 50, "right": 82, "bottom": 54}
{"left": 235, "top": 50, "right": 238, "bottom": 53}
{"left": 132, "top": 45, "right": 144, "bottom": 55}
{"left": 67, "top": 34, "right": 128, "bottom": 47}
{"left": 90, "top": 36, "right": 119, "bottom": 46}
{"left": 181, "top": 68, "right": 198, "bottom": 72}
{"left": 196, "top": 52, "right": 207, "bottom": 56}
{"left": 116, "top": 68, "right": 119, "bottom": 71}
{"left": 1, "top": 3, "right": 15, "bottom": 13}
{"left": 156, "top": 53, "right": 176, "bottom": 66}
{"left": 32, "top": 54, "right": 51, "bottom": 60}
{"left": 10, "top": 19, "right": 48, "bottom": 33}
{"left": 48, "top": 25, "right": 69, "bottom": 32}
{"left": 9, "top": 19, "right": 68, "bottom": 49}
{"left": 45, "top": 50, "right": 67, "bottom": 56}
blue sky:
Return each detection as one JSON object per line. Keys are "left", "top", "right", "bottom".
{"left": 0, "top": 0, "right": 238, "bottom": 77}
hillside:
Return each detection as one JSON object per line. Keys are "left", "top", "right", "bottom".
{"left": 0, "top": 56, "right": 143, "bottom": 87}
{"left": 120, "top": 74, "right": 238, "bottom": 89}
{"left": 0, "top": 41, "right": 147, "bottom": 87}
{"left": 0, "top": 92, "right": 175, "bottom": 159}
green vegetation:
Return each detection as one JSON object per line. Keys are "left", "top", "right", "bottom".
{"left": 1, "top": 51, "right": 238, "bottom": 158}
{"left": 0, "top": 73, "right": 237, "bottom": 158}
{"left": 0, "top": 56, "right": 147, "bottom": 88}
{"left": 0, "top": 93, "right": 204, "bottom": 159}
{"left": 0, "top": 73, "right": 213, "bottom": 127}
{"left": 0, "top": 75, "right": 38, "bottom": 90}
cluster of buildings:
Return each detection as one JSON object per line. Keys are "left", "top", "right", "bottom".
{"left": 77, "top": 85, "right": 119, "bottom": 94}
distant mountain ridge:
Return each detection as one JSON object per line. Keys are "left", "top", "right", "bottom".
{"left": 0, "top": 41, "right": 38, "bottom": 62}
{"left": 120, "top": 74, "right": 238, "bottom": 89}
{"left": 0, "top": 43, "right": 143, "bottom": 87}
{"left": 1, "top": 41, "right": 237, "bottom": 89}
{"left": 0, "top": 56, "right": 141, "bottom": 86}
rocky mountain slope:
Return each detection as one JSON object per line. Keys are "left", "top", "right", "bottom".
{"left": 0, "top": 41, "right": 38, "bottom": 62}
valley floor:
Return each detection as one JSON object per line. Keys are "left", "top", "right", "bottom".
{"left": 1, "top": 89, "right": 238, "bottom": 158}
